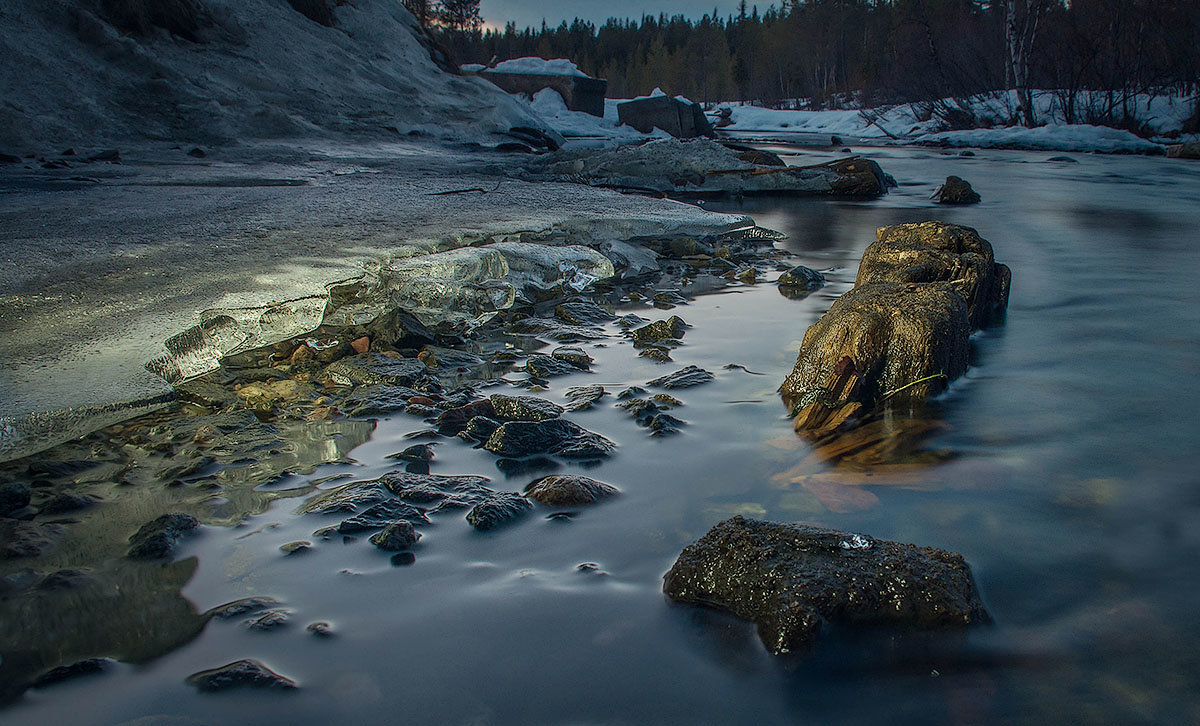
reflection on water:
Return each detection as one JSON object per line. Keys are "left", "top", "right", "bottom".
{"left": 3, "top": 147, "right": 1200, "bottom": 724}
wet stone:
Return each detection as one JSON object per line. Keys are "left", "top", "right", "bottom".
{"left": 489, "top": 394, "right": 564, "bottom": 422}
{"left": 323, "top": 353, "right": 427, "bottom": 387}
{"left": 126, "top": 513, "right": 199, "bottom": 559}
{"left": 616, "top": 313, "right": 648, "bottom": 329}
{"left": 369, "top": 521, "right": 421, "bottom": 551}
{"left": 466, "top": 492, "right": 533, "bottom": 530}
{"left": 386, "top": 443, "right": 437, "bottom": 462}
{"left": 1, "top": 521, "right": 62, "bottom": 558}
{"left": 508, "top": 317, "right": 607, "bottom": 342}
{"left": 297, "top": 479, "right": 390, "bottom": 515}
{"left": 555, "top": 301, "right": 615, "bottom": 326}
{"left": 631, "top": 316, "right": 687, "bottom": 346}
{"left": 551, "top": 346, "right": 592, "bottom": 369}
{"left": 186, "top": 659, "right": 298, "bottom": 692}
{"left": 280, "top": 540, "right": 312, "bottom": 556}
{"left": 208, "top": 596, "right": 284, "bottom": 619}
{"left": 32, "top": 658, "right": 114, "bottom": 688}
{"left": 639, "top": 346, "right": 673, "bottom": 362}
{"left": 647, "top": 365, "right": 715, "bottom": 389}
{"left": 464, "top": 416, "right": 502, "bottom": 441}
{"left": 524, "top": 475, "right": 620, "bottom": 506}
{"left": 382, "top": 472, "right": 495, "bottom": 512}
{"left": 525, "top": 354, "right": 581, "bottom": 378}
{"left": 246, "top": 609, "right": 290, "bottom": 631}
{"left": 936, "top": 175, "right": 981, "bottom": 204}
{"left": 496, "top": 457, "right": 560, "bottom": 477}
{"left": 484, "top": 419, "right": 615, "bottom": 459}
{"left": 307, "top": 621, "right": 334, "bottom": 637}
{"left": 778, "top": 265, "right": 826, "bottom": 289}
{"left": 663, "top": 516, "right": 990, "bottom": 654}
{"left": 36, "top": 569, "right": 95, "bottom": 590}
{"left": 564, "top": 385, "right": 606, "bottom": 411}
{"left": 436, "top": 399, "right": 496, "bottom": 435}
{"left": 343, "top": 385, "right": 424, "bottom": 417}
{"left": 337, "top": 499, "right": 429, "bottom": 533}
{"left": 617, "top": 397, "right": 662, "bottom": 425}
{"left": 648, "top": 413, "right": 686, "bottom": 436}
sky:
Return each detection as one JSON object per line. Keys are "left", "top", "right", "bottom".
{"left": 481, "top": 1, "right": 740, "bottom": 30}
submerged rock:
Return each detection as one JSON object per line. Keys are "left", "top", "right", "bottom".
{"left": 525, "top": 354, "right": 581, "bottom": 378}
{"left": 564, "top": 384, "right": 606, "bottom": 411}
{"left": 663, "top": 516, "right": 990, "bottom": 654}
{"left": 337, "top": 499, "right": 429, "bottom": 533}
{"left": 297, "top": 479, "right": 390, "bottom": 515}
{"left": 631, "top": 316, "right": 687, "bottom": 346}
{"left": 935, "top": 175, "right": 981, "bottom": 204}
{"left": 466, "top": 492, "right": 533, "bottom": 530}
{"left": 555, "top": 301, "right": 615, "bottom": 326}
{"left": 484, "top": 419, "right": 616, "bottom": 459}
{"left": 343, "top": 384, "right": 425, "bottom": 417}
{"left": 524, "top": 475, "right": 619, "bottom": 506}
{"left": 382, "top": 471, "right": 495, "bottom": 512}
{"left": 370, "top": 521, "right": 421, "bottom": 551}
{"left": 647, "top": 365, "right": 714, "bottom": 389}
{"left": 207, "top": 596, "right": 284, "bottom": 619}
{"left": 126, "top": 513, "right": 199, "bottom": 559}
{"left": 186, "top": 659, "right": 297, "bottom": 692}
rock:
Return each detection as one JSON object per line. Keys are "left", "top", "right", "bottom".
{"left": 187, "top": 147, "right": 207, "bottom": 158}
{"left": 32, "top": 658, "right": 114, "bottom": 688}
{"left": 736, "top": 268, "right": 757, "bottom": 284}
{"left": 464, "top": 415, "right": 502, "bottom": 441}
{"left": 1047, "top": 155, "right": 1078, "bottom": 163}
{"left": 186, "top": 660, "right": 297, "bottom": 692}
{"left": 781, "top": 282, "right": 970, "bottom": 432}
{"left": 437, "top": 399, "right": 497, "bottom": 434}
{"left": 564, "top": 384, "right": 606, "bottom": 411}
{"left": 631, "top": 316, "right": 687, "bottom": 346}
{"left": 307, "top": 621, "right": 334, "bottom": 637}
{"left": 508, "top": 316, "right": 608, "bottom": 342}
{"left": 350, "top": 336, "right": 371, "bottom": 354}
{"left": 466, "top": 492, "right": 533, "bottom": 530}
{"left": 827, "top": 157, "right": 889, "bottom": 197}
{"left": 647, "top": 365, "right": 714, "bottom": 389}
{"left": 639, "top": 346, "right": 672, "bottom": 362}
{"left": 617, "top": 95, "right": 715, "bottom": 138}
{"left": 126, "top": 513, "right": 199, "bottom": 559}
{"left": 280, "top": 541, "right": 311, "bottom": 555}
{"left": 297, "top": 479, "right": 390, "bottom": 515}
{"left": 386, "top": 443, "right": 437, "bottom": 462}
{"left": 246, "top": 609, "right": 290, "bottom": 630}
{"left": 86, "top": 149, "right": 120, "bottom": 162}
{"left": 0, "top": 482, "right": 31, "bottom": 516}
{"left": 369, "top": 521, "right": 421, "bottom": 551}
{"left": 936, "top": 175, "right": 981, "bottom": 204}
{"left": 856, "top": 222, "right": 1011, "bottom": 329}
{"left": 551, "top": 346, "right": 592, "bottom": 369}
{"left": 175, "top": 378, "right": 241, "bottom": 409}
{"left": 663, "top": 516, "right": 990, "bottom": 654}
{"left": 525, "top": 354, "right": 581, "bottom": 378}
{"left": 382, "top": 472, "right": 495, "bottom": 511}
{"left": 0, "top": 152, "right": 22, "bottom": 163}
{"left": 36, "top": 569, "right": 95, "bottom": 589}
{"left": 489, "top": 394, "right": 564, "bottom": 422}
{"left": 484, "top": 419, "right": 615, "bottom": 459}
{"left": 524, "top": 475, "right": 619, "bottom": 506}
{"left": 337, "top": 499, "right": 429, "bottom": 533}
{"left": 555, "top": 301, "right": 615, "bottom": 325}
{"left": 323, "top": 353, "right": 427, "bottom": 386}
{"left": 778, "top": 265, "right": 825, "bottom": 290}
{"left": 1166, "top": 142, "right": 1200, "bottom": 159}
{"left": 208, "top": 596, "right": 284, "bottom": 619}
{"left": 648, "top": 413, "right": 686, "bottom": 435}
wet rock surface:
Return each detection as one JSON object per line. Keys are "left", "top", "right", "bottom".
{"left": 564, "top": 385, "right": 606, "bottom": 411}
{"left": 484, "top": 419, "right": 615, "bottom": 459}
{"left": 323, "top": 353, "right": 428, "bottom": 387}
{"left": 524, "top": 475, "right": 620, "bottom": 506}
{"left": 631, "top": 316, "right": 687, "bottom": 346}
{"left": 648, "top": 365, "right": 715, "bottom": 389}
{"left": 489, "top": 394, "right": 564, "bottom": 422}
{"left": 936, "top": 175, "right": 981, "bottom": 204}
{"left": 126, "top": 513, "right": 200, "bottom": 560}
{"left": 466, "top": 492, "right": 533, "bottom": 530}
{"left": 370, "top": 521, "right": 421, "bottom": 551}
{"left": 186, "top": 659, "right": 297, "bottom": 692}
{"left": 777, "top": 265, "right": 825, "bottom": 290}
{"left": 31, "top": 658, "right": 114, "bottom": 688}
{"left": 663, "top": 516, "right": 990, "bottom": 654}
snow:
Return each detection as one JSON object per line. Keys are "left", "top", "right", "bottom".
{"left": 529, "top": 89, "right": 647, "bottom": 140}
{"left": 917, "top": 124, "right": 1164, "bottom": 154}
{"left": 0, "top": 0, "right": 551, "bottom": 151}
{"left": 488, "top": 57, "right": 590, "bottom": 78}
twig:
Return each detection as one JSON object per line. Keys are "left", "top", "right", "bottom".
{"left": 428, "top": 180, "right": 502, "bottom": 196}
{"left": 878, "top": 373, "right": 947, "bottom": 403}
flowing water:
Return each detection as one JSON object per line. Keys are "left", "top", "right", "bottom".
{"left": 4, "top": 146, "right": 1200, "bottom": 725}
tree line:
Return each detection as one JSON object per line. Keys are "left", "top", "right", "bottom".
{"left": 428, "top": 0, "right": 1199, "bottom": 130}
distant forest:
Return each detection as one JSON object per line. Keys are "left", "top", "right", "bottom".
{"left": 424, "top": 0, "right": 1199, "bottom": 130}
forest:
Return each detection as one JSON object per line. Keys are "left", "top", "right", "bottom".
{"left": 411, "top": 0, "right": 1200, "bottom": 131}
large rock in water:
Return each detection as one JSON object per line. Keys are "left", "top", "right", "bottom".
{"left": 782, "top": 222, "right": 1009, "bottom": 433}
{"left": 663, "top": 517, "right": 990, "bottom": 654}
{"left": 617, "top": 95, "right": 715, "bottom": 138}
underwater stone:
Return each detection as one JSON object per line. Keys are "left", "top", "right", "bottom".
{"left": 466, "top": 492, "right": 533, "bottom": 530}
{"left": 647, "top": 365, "right": 714, "bottom": 389}
{"left": 186, "top": 659, "right": 297, "bottom": 692}
{"left": 126, "top": 513, "right": 199, "bottom": 559}
{"left": 664, "top": 516, "right": 990, "bottom": 654}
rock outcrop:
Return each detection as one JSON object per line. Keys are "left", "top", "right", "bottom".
{"left": 663, "top": 516, "right": 990, "bottom": 654}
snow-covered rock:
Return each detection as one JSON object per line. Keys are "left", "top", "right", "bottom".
{"left": 489, "top": 58, "right": 591, "bottom": 78}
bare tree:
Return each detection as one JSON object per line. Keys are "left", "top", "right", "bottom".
{"left": 1003, "top": 0, "right": 1045, "bottom": 126}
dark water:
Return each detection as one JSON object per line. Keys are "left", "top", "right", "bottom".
{"left": 6, "top": 147, "right": 1200, "bottom": 725}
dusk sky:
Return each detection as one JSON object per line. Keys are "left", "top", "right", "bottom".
{"left": 481, "top": 1, "right": 741, "bottom": 29}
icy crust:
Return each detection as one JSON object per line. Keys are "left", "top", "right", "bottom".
{"left": 0, "top": 165, "right": 751, "bottom": 464}
{"left": 531, "top": 138, "right": 855, "bottom": 194}
{"left": 488, "top": 58, "right": 590, "bottom": 78}
{"left": 0, "top": 0, "right": 550, "bottom": 150}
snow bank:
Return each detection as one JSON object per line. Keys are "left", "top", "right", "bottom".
{"left": 917, "top": 124, "right": 1165, "bottom": 154}
{"left": 529, "top": 89, "right": 647, "bottom": 140}
{"left": 0, "top": 0, "right": 550, "bottom": 151}
{"left": 489, "top": 57, "right": 590, "bottom": 77}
